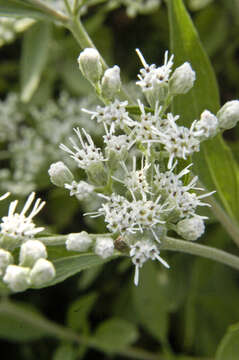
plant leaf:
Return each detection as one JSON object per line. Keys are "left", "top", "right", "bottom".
{"left": 132, "top": 262, "right": 169, "bottom": 343}
{"left": 20, "top": 21, "right": 51, "bottom": 102}
{"left": 167, "top": 0, "right": 239, "bottom": 222}
{"left": 0, "top": 301, "right": 77, "bottom": 342}
{"left": 34, "top": 253, "right": 119, "bottom": 289}
{"left": 93, "top": 317, "right": 138, "bottom": 353}
{"left": 216, "top": 323, "right": 239, "bottom": 360}
{"left": 0, "top": 0, "right": 54, "bottom": 20}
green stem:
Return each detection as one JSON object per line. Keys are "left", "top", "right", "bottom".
{"left": 206, "top": 195, "right": 239, "bottom": 247}
{"left": 161, "top": 236, "right": 239, "bottom": 271}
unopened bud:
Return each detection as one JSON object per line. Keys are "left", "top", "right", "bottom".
{"left": 101, "top": 65, "right": 121, "bottom": 100}
{"left": 195, "top": 110, "right": 218, "bottom": 140}
{"left": 0, "top": 249, "right": 13, "bottom": 276}
{"left": 3, "top": 265, "right": 30, "bottom": 292}
{"left": 48, "top": 161, "right": 74, "bottom": 187}
{"left": 94, "top": 237, "right": 114, "bottom": 259}
{"left": 77, "top": 48, "right": 103, "bottom": 84}
{"left": 30, "top": 259, "right": 55, "bottom": 287}
{"left": 176, "top": 216, "right": 205, "bottom": 241}
{"left": 19, "top": 240, "right": 47, "bottom": 267}
{"left": 170, "top": 62, "right": 196, "bottom": 95}
{"left": 66, "top": 231, "right": 92, "bottom": 252}
{"left": 217, "top": 100, "right": 239, "bottom": 130}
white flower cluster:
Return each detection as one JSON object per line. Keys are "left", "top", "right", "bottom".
{"left": 0, "top": 92, "right": 100, "bottom": 196}
{"left": 0, "top": 17, "right": 34, "bottom": 47}
{"left": 0, "top": 193, "right": 55, "bottom": 292}
{"left": 50, "top": 48, "right": 239, "bottom": 285}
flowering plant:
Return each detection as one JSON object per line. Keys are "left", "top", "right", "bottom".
{"left": 0, "top": 0, "right": 239, "bottom": 359}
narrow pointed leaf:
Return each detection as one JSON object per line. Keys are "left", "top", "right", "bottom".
{"left": 216, "top": 323, "right": 239, "bottom": 360}
{"left": 34, "top": 253, "right": 119, "bottom": 288}
{"left": 20, "top": 21, "right": 51, "bottom": 102}
{"left": 0, "top": 0, "right": 54, "bottom": 20}
{"left": 167, "top": 0, "right": 239, "bottom": 221}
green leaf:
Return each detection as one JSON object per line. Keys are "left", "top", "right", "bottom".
{"left": 216, "top": 323, "right": 239, "bottom": 360}
{"left": 67, "top": 293, "right": 98, "bottom": 332}
{"left": 52, "top": 344, "right": 77, "bottom": 360}
{"left": 132, "top": 262, "right": 169, "bottom": 343}
{"left": 0, "top": 301, "right": 76, "bottom": 342}
{"left": 93, "top": 317, "right": 138, "bottom": 353}
{"left": 20, "top": 21, "right": 51, "bottom": 103}
{"left": 34, "top": 253, "right": 118, "bottom": 288}
{"left": 0, "top": 0, "right": 54, "bottom": 20}
{"left": 167, "top": 0, "right": 239, "bottom": 222}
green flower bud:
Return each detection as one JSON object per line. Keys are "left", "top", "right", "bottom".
{"left": 101, "top": 65, "right": 121, "bottom": 100}
{"left": 217, "top": 100, "right": 239, "bottom": 130}
{"left": 77, "top": 48, "right": 103, "bottom": 84}
{"left": 3, "top": 265, "right": 30, "bottom": 292}
{"left": 48, "top": 161, "right": 74, "bottom": 187}
{"left": 169, "top": 62, "right": 195, "bottom": 95}
{"left": 66, "top": 231, "right": 92, "bottom": 252}
{"left": 30, "top": 259, "right": 55, "bottom": 287}
{"left": 0, "top": 249, "right": 13, "bottom": 276}
{"left": 176, "top": 216, "right": 205, "bottom": 241}
{"left": 19, "top": 240, "right": 47, "bottom": 267}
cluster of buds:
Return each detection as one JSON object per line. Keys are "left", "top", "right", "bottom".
{"left": 49, "top": 48, "right": 239, "bottom": 285}
{"left": 0, "top": 193, "right": 55, "bottom": 292}
{"left": 78, "top": 48, "right": 121, "bottom": 101}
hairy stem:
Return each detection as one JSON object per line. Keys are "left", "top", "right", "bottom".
{"left": 161, "top": 236, "right": 239, "bottom": 271}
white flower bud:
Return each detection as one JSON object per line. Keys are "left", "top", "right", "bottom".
{"left": 0, "top": 249, "right": 13, "bottom": 276}
{"left": 217, "top": 100, "right": 239, "bottom": 130}
{"left": 30, "top": 259, "right": 55, "bottom": 287}
{"left": 66, "top": 231, "right": 92, "bottom": 252}
{"left": 94, "top": 237, "right": 114, "bottom": 259}
{"left": 19, "top": 240, "right": 47, "bottom": 267}
{"left": 48, "top": 161, "right": 74, "bottom": 187}
{"left": 195, "top": 110, "right": 218, "bottom": 140}
{"left": 77, "top": 48, "right": 103, "bottom": 84}
{"left": 176, "top": 216, "right": 205, "bottom": 241}
{"left": 170, "top": 62, "right": 196, "bottom": 95}
{"left": 101, "top": 65, "right": 121, "bottom": 100}
{"left": 3, "top": 265, "right": 30, "bottom": 292}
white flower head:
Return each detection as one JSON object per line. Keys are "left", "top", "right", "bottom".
{"left": 82, "top": 99, "right": 135, "bottom": 129}
{"left": 136, "top": 49, "right": 174, "bottom": 106}
{"left": 30, "top": 258, "right": 55, "bottom": 287}
{"left": 3, "top": 265, "right": 30, "bottom": 292}
{"left": 130, "top": 240, "right": 169, "bottom": 286}
{"left": 19, "top": 239, "right": 47, "bottom": 267}
{"left": 94, "top": 236, "right": 114, "bottom": 259}
{"left": 194, "top": 110, "right": 218, "bottom": 140}
{"left": 0, "top": 192, "right": 45, "bottom": 246}
{"left": 66, "top": 231, "right": 93, "bottom": 252}
{"left": 60, "top": 127, "right": 105, "bottom": 170}
{"left": 65, "top": 180, "right": 94, "bottom": 200}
